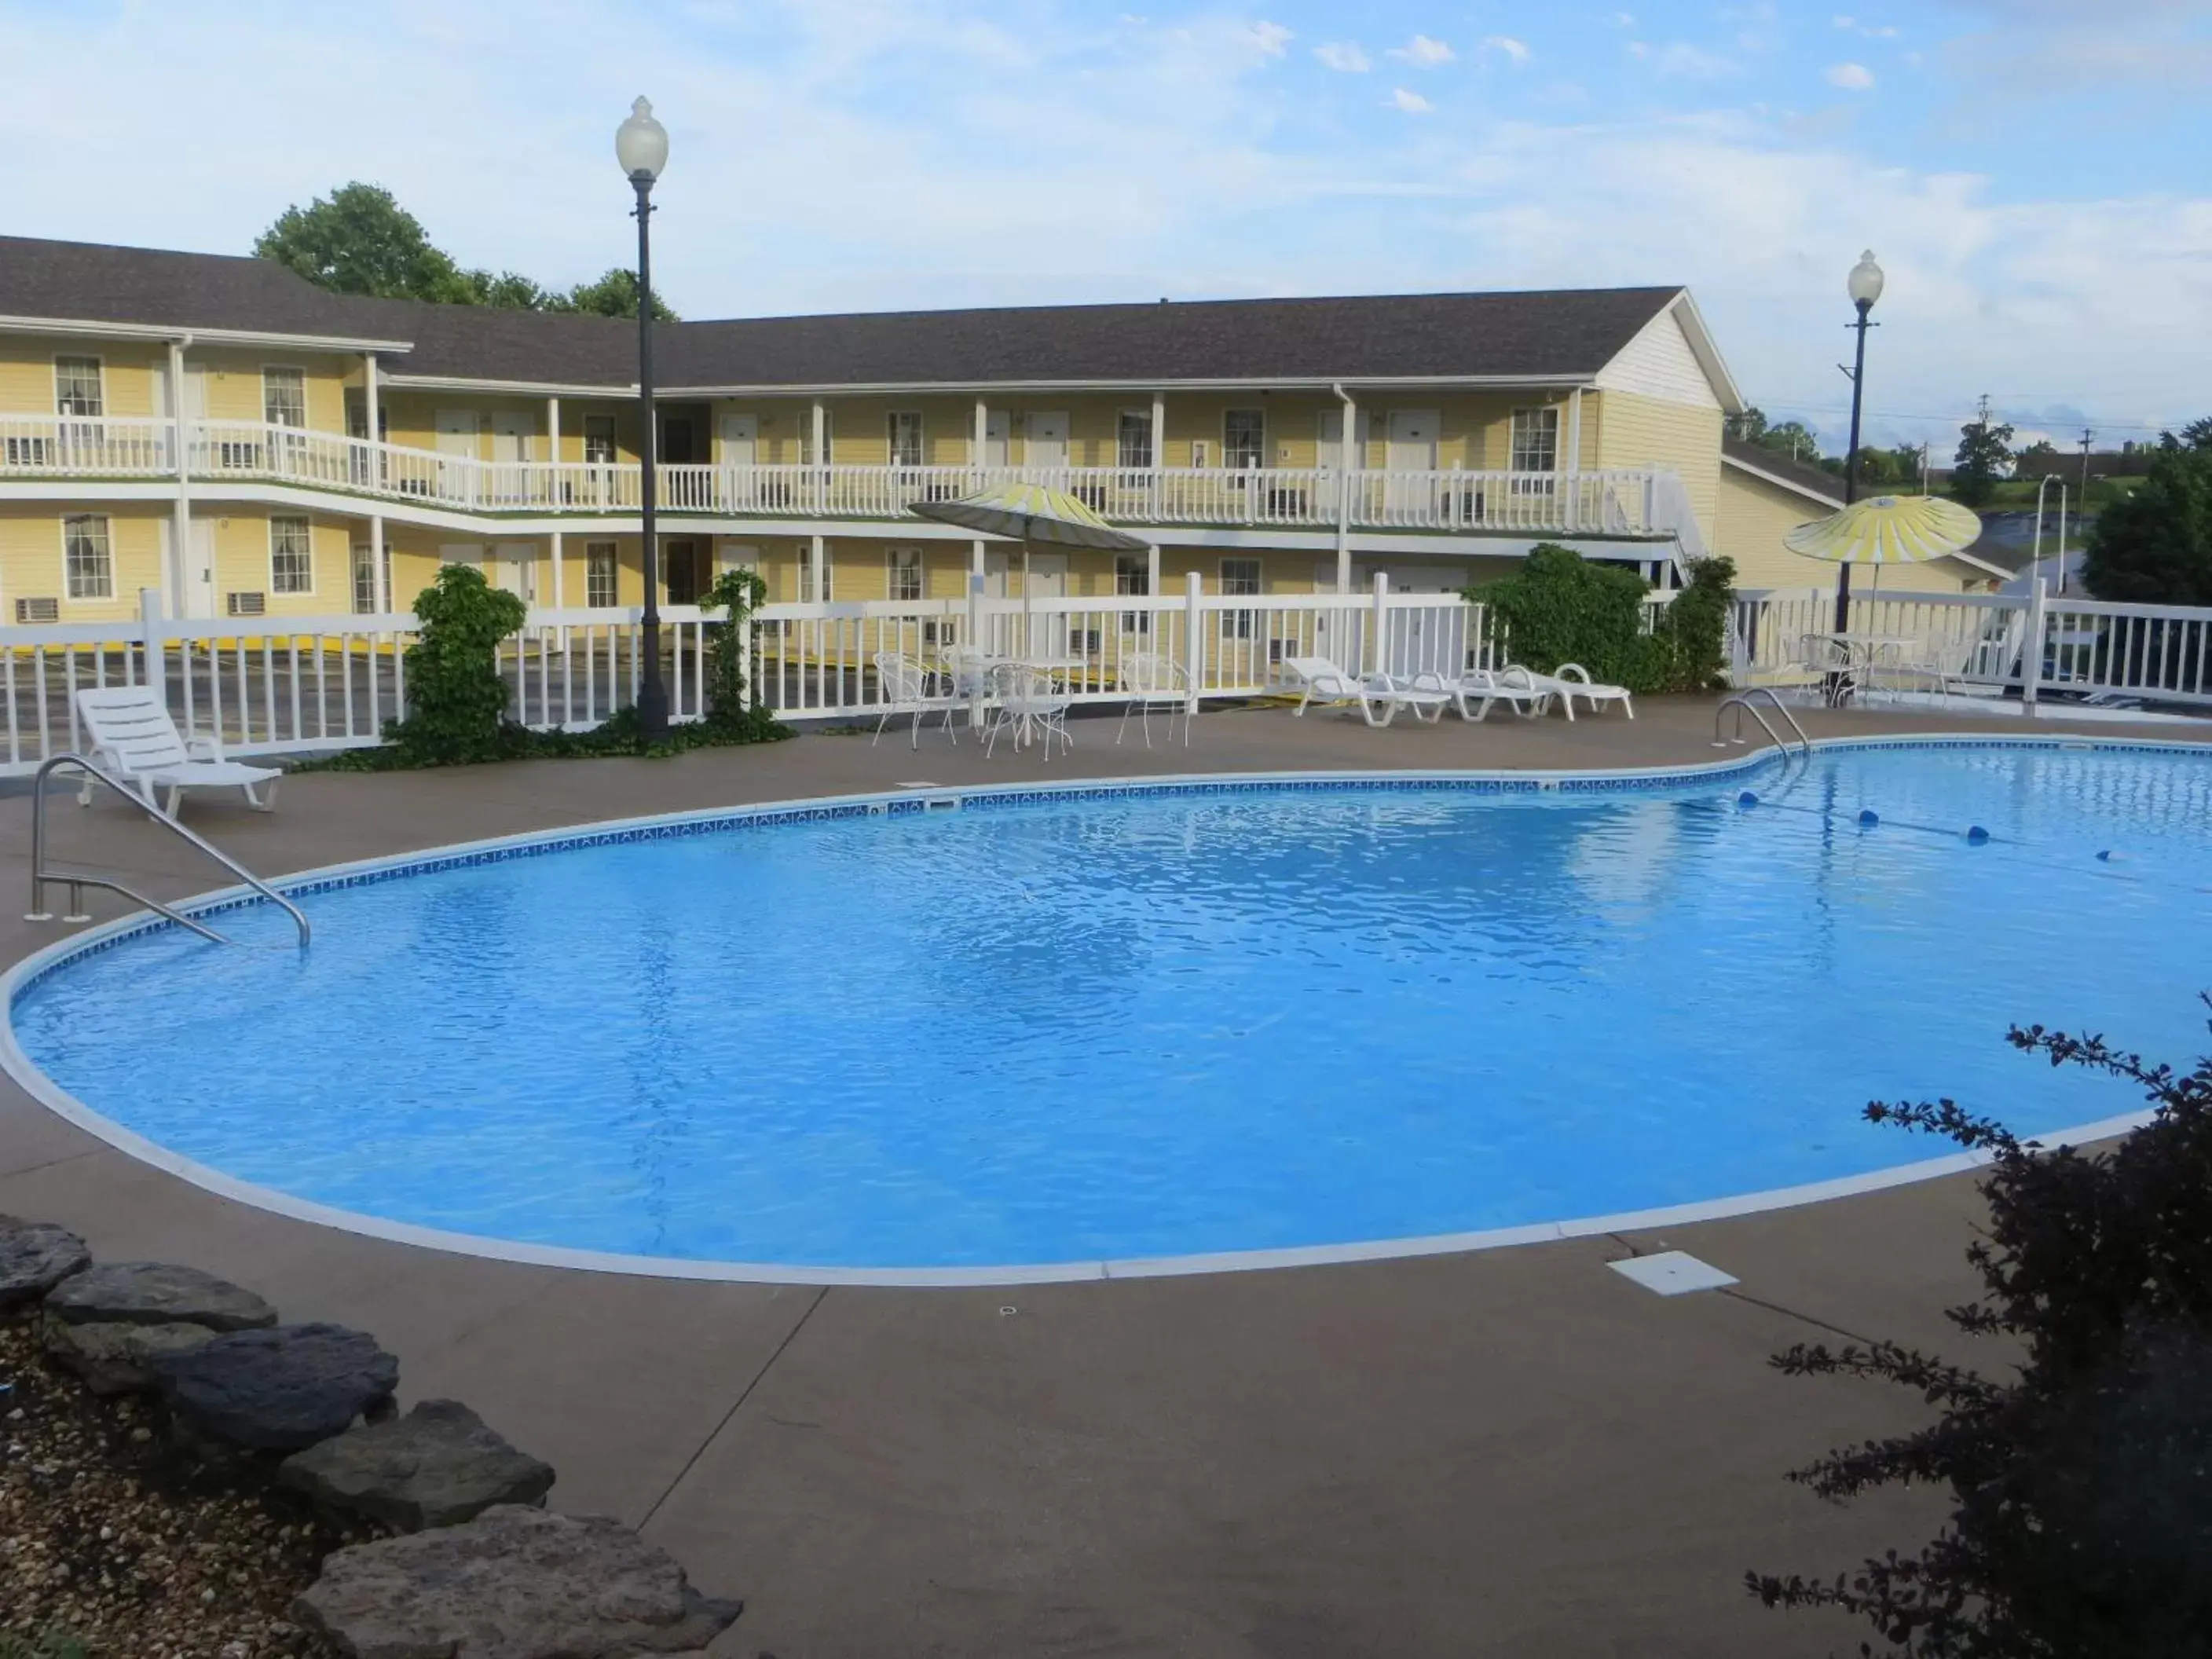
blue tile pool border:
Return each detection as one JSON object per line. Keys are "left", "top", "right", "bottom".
{"left": 0, "top": 732, "right": 2189, "bottom": 1287}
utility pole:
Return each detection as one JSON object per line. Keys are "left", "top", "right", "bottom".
{"left": 2078, "top": 428, "right": 2094, "bottom": 524}
{"left": 1920, "top": 441, "right": 1930, "bottom": 495}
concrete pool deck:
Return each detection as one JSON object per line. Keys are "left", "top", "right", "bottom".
{"left": 2, "top": 696, "right": 2201, "bottom": 1657}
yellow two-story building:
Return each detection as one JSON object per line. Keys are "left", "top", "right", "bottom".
{"left": 0, "top": 234, "right": 1998, "bottom": 627}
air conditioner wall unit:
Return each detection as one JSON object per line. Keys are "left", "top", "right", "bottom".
{"left": 14, "top": 597, "right": 60, "bottom": 624}
{"left": 225, "top": 591, "right": 267, "bottom": 617}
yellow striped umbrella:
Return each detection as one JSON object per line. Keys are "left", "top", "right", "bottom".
{"left": 912, "top": 481, "right": 1149, "bottom": 552}
{"left": 1783, "top": 494, "right": 1983, "bottom": 566}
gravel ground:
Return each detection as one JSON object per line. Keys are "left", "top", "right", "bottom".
{"left": 0, "top": 1313, "right": 380, "bottom": 1658}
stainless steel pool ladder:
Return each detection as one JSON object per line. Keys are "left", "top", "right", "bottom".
{"left": 1712, "top": 690, "right": 1812, "bottom": 760}
{"left": 24, "top": 753, "right": 310, "bottom": 948}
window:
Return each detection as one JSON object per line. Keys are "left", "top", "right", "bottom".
{"left": 262, "top": 367, "right": 306, "bottom": 428}
{"left": 352, "top": 543, "right": 393, "bottom": 613}
{"left": 1511, "top": 407, "right": 1559, "bottom": 474}
{"left": 887, "top": 412, "right": 923, "bottom": 470}
{"left": 63, "top": 515, "right": 112, "bottom": 600}
{"left": 802, "top": 411, "right": 835, "bottom": 466}
{"left": 586, "top": 542, "right": 618, "bottom": 607}
{"left": 1224, "top": 409, "right": 1265, "bottom": 472}
{"left": 270, "top": 515, "right": 314, "bottom": 594}
{"left": 1219, "top": 556, "right": 1261, "bottom": 640}
{"left": 583, "top": 416, "right": 617, "bottom": 465}
{"left": 886, "top": 547, "right": 924, "bottom": 602}
{"left": 1117, "top": 411, "right": 1153, "bottom": 471}
{"left": 798, "top": 548, "right": 833, "bottom": 603}
{"left": 665, "top": 540, "right": 702, "bottom": 605}
{"left": 1115, "top": 552, "right": 1151, "bottom": 635}
{"left": 343, "top": 392, "right": 390, "bottom": 442}
{"left": 54, "top": 357, "right": 104, "bottom": 418}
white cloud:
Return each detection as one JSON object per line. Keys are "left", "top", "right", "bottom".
{"left": 1826, "top": 60, "right": 1876, "bottom": 89}
{"left": 1389, "top": 34, "right": 1456, "bottom": 68}
{"left": 1482, "top": 35, "right": 1532, "bottom": 68}
{"left": 1313, "top": 41, "right": 1371, "bottom": 72}
{"left": 1615, "top": 11, "right": 1636, "bottom": 25}
{"left": 1833, "top": 11, "right": 1854, "bottom": 23}
{"left": 1650, "top": 42, "right": 1742, "bottom": 79}
{"left": 1386, "top": 86, "right": 1434, "bottom": 112}
{"left": 1242, "top": 20, "right": 1292, "bottom": 57}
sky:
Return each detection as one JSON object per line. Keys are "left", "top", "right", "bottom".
{"left": 2, "top": 0, "right": 2208, "bottom": 454}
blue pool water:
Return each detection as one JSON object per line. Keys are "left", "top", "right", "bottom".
{"left": 11, "top": 743, "right": 2211, "bottom": 1272}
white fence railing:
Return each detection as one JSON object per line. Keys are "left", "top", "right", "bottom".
{"left": 0, "top": 413, "right": 1675, "bottom": 540}
{"left": 1729, "top": 581, "right": 2212, "bottom": 709}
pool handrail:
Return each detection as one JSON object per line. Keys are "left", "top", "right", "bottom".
{"left": 1712, "top": 689, "right": 1811, "bottom": 758}
{"left": 25, "top": 752, "right": 310, "bottom": 948}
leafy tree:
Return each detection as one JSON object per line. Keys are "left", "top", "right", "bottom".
{"left": 1752, "top": 1012, "right": 2212, "bottom": 1658}
{"left": 256, "top": 183, "right": 678, "bottom": 318}
{"left": 1950, "top": 412, "right": 2016, "bottom": 507}
{"left": 388, "top": 563, "right": 527, "bottom": 764}
{"left": 253, "top": 183, "right": 475, "bottom": 302}
{"left": 2081, "top": 432, "right": 2212, "bottom": 604}
{"left": 1757, "top": 420, "right": 1823, "bottom": 465}
{"left": 1727, "top": 407, "right": 1771, "bottom": 444}
{"left": 2016, "top": 439, "right": 2064, "bottom": 477}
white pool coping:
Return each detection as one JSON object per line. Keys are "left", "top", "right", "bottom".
{"left": 1, "top": 733, "right": 2185, "bottom": 1288}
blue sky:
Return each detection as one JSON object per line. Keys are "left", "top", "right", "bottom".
{"left": 2, "top": 0, "right": 2208, "bottom": 452}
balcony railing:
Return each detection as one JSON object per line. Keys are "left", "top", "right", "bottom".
{"left": 0, "top": 413, "right": 1675, "bottom": 539}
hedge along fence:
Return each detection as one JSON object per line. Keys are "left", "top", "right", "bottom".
{"left": 1466, "top": 544, "right": 1737, "bottom": 694}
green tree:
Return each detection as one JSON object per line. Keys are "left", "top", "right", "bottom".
{"left": 1726, "top": 406, "right": 1771, "bottom": 443}
{"left": 389, "top": 563, "right": 528, "bottom": 764}
{"left": 253, "top": 183, "right": 475, "bottom": 302}
{"left": 549, "top": 268, "right": 679, "bottom": 322}
{"left": 1753, "top": 1013, "right": 2212, "bottom": 1658}
{"left": 1756, "top": 420, "right": 1822, "bottom": 465}
{"left": 2081, "top": 428, "right": 2212, "bottom": 604}
{"left": 1950, "top": 412, "right": 2016, "bottom": 507}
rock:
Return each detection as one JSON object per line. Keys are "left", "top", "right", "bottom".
{"left": 43, "top": 1261, "right": 276, "bottom": 1331}
{"left": 279, "top": 1399, "right": 555, "bottom": 1532}
{"left": 44, "top": 1317, "right": 220, "bottom": 1394}
{"left": 295, "top": 1505, "right": 742, "bottom": 1659}
{"left": 0, "top": 1214, "right": 90, "bottom": 1308}
{"left": 152, "top": 1322, "right": 398, "bottom": 1452}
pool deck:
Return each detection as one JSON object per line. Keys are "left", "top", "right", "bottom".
{"left": 2, "top": 696, "right": 2201, "bottom": 1657}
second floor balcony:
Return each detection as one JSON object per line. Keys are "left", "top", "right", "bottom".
{"left": 0, "top": 413, "right": 1686, "bottom": 542}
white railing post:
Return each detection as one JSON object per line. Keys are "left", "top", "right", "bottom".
{"left": 1371, "top": 569, "right": 1390, "bottom": 678}
{"left": 1183, "top": 568, "right": 1203, "bottom": 709}
{"left": 138, "top": 587, "right": 167, "bottom": 713}
{"left": 1643, "top": 471, "right": 1658, "bottom": 534}
{"left": 2023, "top": 577, "right": 2047, "bottom": 713}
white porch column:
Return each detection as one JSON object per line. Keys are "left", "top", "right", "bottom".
{"left": 1150, "top": 390, "right": 1166, "bottom": 517}
{"left": 547, "top": 395, "right": 564, "bottom": 610}
{"left": 810, "top": 533, "right": 827, "bottom": 604}
{"left": 363, "top": 353, "right": 386, "bottom": 613}
{"left": 1566, "top": 386, "right": 1584, "bottom": 532}
{"left": 811, "top": 398, "right": 827, "bottom": 511}
{"left": 363, "top": 351, "right": 380, "bottom": 446}
{"left": 370, "top": 514, "right": 389, "bottom": 612}
{"left": 1145, "top": 540, "right": 1160, "bottom": 599}
{"left": 1335, "top": 390, "right": 1357, "bottom": 595}
{"left": 972, "top": 398, "right": 988, "bottom": 476}
{"left": 168, "top": 338, "right": 191, "bottom": 617}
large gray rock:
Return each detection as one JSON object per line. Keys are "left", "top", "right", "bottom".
{"left": 151, "top": 1321, "right": 398, "bottom": 1452}
{"left": 279, "top": 1399, "right": 555, "bottom": 1532}
{"left": 44, "top": 1317, "right": 220, "bottom": 1395}
{"left": 0, "top": 1214, "right": 90, "bottom": 1308}
{"left": 43, "top": 1261, "right": 276, "bottom": 1331}
{"left": 295, "top": 1505, "right": 743, "bottom": 1659}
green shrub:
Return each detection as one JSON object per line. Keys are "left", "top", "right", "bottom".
{"left": 698, "top": 566, "right": 777, "bottom": 738}
{"left": 1467, "top": 546, "right": 1733, "bottom": 694}
{"left": 1649, "top": 555, "right": 1736, "bottom": 693}
{"left": 0, "top": 1631, "right": 91, "bottom": 1659}
{"left": 388, "top": 563, "right": 527, "bottom": 764}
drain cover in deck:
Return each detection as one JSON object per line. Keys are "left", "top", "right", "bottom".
{"left": 1607, "top": 1251, "right": 1738, "bottom": 1296}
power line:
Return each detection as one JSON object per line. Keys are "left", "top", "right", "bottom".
{"left": 1760, "top": 402, "right": 2178, "bottom": 431}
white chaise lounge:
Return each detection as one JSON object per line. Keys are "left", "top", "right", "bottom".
{"left": 1410, "top": 666, "right": 1553, "bottom": 723}
{"left": 72, "top": 685, "right": 281, "bottom": 818}
{"left": 1512, "top": 662, "right": 1635, "bottom": 721}
{"left": 1283, "top": 657, "right": 1447, "bottom": 727}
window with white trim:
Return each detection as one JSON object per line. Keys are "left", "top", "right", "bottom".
{"left": 262, "top": 367, "right": 307, "bottom": 428}
{"left": 1117, "top": 411, "right": 1152, "bottom": 470}
{"left": 886, "top": 546, "right": 924, "bottom": 602}
{"left": 887, "top": 412, "right": 923, "bottom": 469}
{"left": 802, "top": 412, "right": 835, "bottom": 466}
{"left": 1115, "top": 552, "right": 1151, "bottom": 634}
{"left": 1510, "top": 407, "right": 1559, "bottom": 473}
{"left": 54, "top": 357, "right": 104, "bottom": 418}
{"left": 586, "top": 541, "right": 618, "bottom": 607}
{"left": 583, "top": 416, "right": 617, "bottom": 465}
{"left": 270, "top": 515, "right": 314, "bottom": 594}
{"left": 1219, "top": 556, "right": 1261, "bottom": 639}
{"left": 352, "top": 543, "right": 394, "bottom": 613}
{"left": 63, "top": 515, "right": 113, "bottom": 600}
{"left": 798, "top": 548, "right": 833, "bottom": 603}
{"left": 1224, "top": 409, "right": 1265, "bottom": 471}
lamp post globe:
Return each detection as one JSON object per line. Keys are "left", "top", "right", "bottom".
{"left": 1847, "top": 249, "right": 1884, "bottom": 313}
{"left": 620, "top": 97, "right": 670, "bottom": 742}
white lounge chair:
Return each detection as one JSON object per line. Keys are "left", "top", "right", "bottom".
{"left": 1511, "top": 661, "right": 1635, "bottom": 721}
{"left": 1115, "top": 650, "right": 1192, "bottom": 749}
{"left": 870, "top": 651, "right": 961, "bottom": 750}
{"left": 72, "top": 685, "right": 280, "bottom": 818}
{"left": 1283, "top": 657, "right": 1447, "bottom": 728}
{"left": 1410, "top": 665, "right": 1552, "bottom": 723}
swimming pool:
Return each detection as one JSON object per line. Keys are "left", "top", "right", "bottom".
{"left": 5, "top": 738, "right": 2206, "bottom": 1282}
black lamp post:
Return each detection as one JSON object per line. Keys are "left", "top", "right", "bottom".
{"left": 1833, "top": 248, "right": 1884, "bottom": 635}
{"left": 617, "top": 97, "right": 671, "bottom": 742}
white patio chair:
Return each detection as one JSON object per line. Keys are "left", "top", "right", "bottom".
{"left": 1408, "top": 665, "right": 1552, "bottom": 723}
{"left": 1792, "top": 633, "right": 1859, "bottom": 707}
{"left": 71, "top": 684, "right": 280, "bottom": 819}
{"left": 1282, "top": 656, "right": 1446, "bottom": 728}
{"left": 984, "top": 663, "right": 1072, "bottom": 760}
{"left": 1115, "top": 650, "right": 1192, "bottom": 748}
{"left": 870, "top": 651, "right": 961, "bottom": 750}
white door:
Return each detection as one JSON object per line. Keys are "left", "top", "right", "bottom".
{"left": 186, "top": 519, "right": 216, "bottom": 617}
{"left": 491, "top": 412, "right": 530, "bottom": 463}
{"left": 486, "top": 542, "right": 537, "bottom": 604}
{"left": 1317, "top": 408, "right": 1370, "bottom": 472}
{"left": 720, "top": 414, "right": 756, "bottom": 467}
{"left": 983, "top": 411, "right": 1010, "bottom": 468}
{"left": 435, "top": 410, "right": 478, "bottom": 500}
{"left": 1385, "top": 409, "right": 1439, "bottom": 519}
{"left": 1024, "top": 411, "right": 1068, "bottom": 473}
{"left": 1021, "top": 553, "right": 1070, "bottom": 659}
